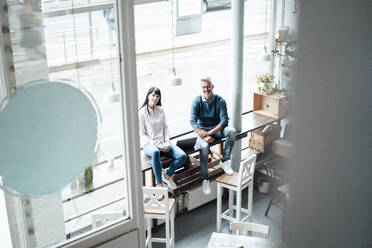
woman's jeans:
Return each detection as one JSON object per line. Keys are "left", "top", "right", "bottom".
{"left": 195, "top": 126, "right": 236, "bottom": 180}
{"left": 143, "top": 143, "right": 187, "bottom": 185}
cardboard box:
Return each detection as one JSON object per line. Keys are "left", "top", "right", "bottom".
{"left": 249, "top": 124, "right": 281, "bottom": 153}
{"left": 253, "top": 92, "right": 290, "bottom": 119}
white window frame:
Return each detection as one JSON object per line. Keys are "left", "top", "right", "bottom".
{"left": 0, "top": 19, "right": 8, "bottom": 100}
{"left": 134, "top": 0, "right": 167, "bottom": 5}
{"left": 57, "top": 0, "right": 145, "bottom": 247}
{"left": 0, "top": 58, "right": 7, "bottom": 101}
{"left": 0, "top": 0, "right": 171, "bottom": 247}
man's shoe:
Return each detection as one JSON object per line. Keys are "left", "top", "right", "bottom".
{"left": 162, "top": 174, "right": 177, "bottom": 190}
{"left": 220, "top": 160, "right": 234, "bottom": 175}
{"left": 202, "top": 180, "right": 211, "bottom": 195}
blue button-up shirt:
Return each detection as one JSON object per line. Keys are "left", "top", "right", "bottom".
{"left": 190, "top": 94, "right": 229, "bottom": 130}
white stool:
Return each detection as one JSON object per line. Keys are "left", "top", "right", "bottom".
{"left": 143, "top": 186, "right": 176, "bottom": 248}
{"left": 216, "top": 154, "right": 257, "bottom": 232}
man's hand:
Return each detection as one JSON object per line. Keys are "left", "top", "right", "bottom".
{"left": 204, "top": 130, "right": 213, "bottom": 137}
{"left": 205, "top": 125, "right": 223, "bottom": 137}
{"left": 203, "top": 136, "right": 215, "bottom": 143}
{"left": 196, "top": 128, "right": 207, "bottom": 138}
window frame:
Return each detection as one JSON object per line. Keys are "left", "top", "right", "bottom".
{"left": 46, "top": 0, "right": 145, "bottom": 247}
{"left": 0, "top": 19, "right": 8, "bottom": 100}
{"left": 0, "top": 1, "right": 171, "bottom": 247}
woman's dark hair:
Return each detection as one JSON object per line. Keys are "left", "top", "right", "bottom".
{"left": 140, "top": 87, "right": 162, "bottom": 112}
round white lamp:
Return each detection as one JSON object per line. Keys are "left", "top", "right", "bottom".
{"left": 257, "top": 46, "right": 272, "bottom": 62}
{"left": 167, "top": 68, "right": 182, "bottom": 86}
{"left": 105, "top": 84, "right": 120, "bottom": 103}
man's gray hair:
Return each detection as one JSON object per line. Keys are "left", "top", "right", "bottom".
{"left": 201, "top": 77, "right": 212, "bottom": 83}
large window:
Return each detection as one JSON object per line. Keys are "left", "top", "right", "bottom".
{"left": 135, "top": 0, "right": 235, "bottom": 136}
{"left": 134, "top": 0, "right": 271, "bottom": 137}
{"left": 243, "top": 0, "right": 272, "bottom": 112}
{"left": 0, "top": 1, "right": 144, "bottom": 247}
{"left": 1, "top": 0, "right": 273, "bottom": 246}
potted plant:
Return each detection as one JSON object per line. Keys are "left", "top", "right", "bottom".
{"left": 256, "top": 72, "right": 275, "bottom": 95}
{"left": 78, "top": 165, "right": 94, "bottom": 191}
{"left": 84, "top": 165, "right": 94, "bottom": 191}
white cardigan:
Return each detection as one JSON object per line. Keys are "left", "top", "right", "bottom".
{"left": 139, "top": 105, "right": 170, "bottom": 146}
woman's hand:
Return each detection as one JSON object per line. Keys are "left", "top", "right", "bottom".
{"left": 156, "top": 141, "right": 170, "bottom": 153}
{"left": 159, "top": 146, "right": 171, "bottom": 153}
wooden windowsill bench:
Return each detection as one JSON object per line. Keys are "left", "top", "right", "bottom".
{"left": 141, "top": 111, "right": 283, "bottom": 192}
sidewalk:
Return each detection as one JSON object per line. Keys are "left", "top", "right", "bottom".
{"left": 46, "top": 0, "right": 269, "bottom": 70}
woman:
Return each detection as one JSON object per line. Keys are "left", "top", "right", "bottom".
{"left": 139, "top": 87, "right": 186, "bottom": 189}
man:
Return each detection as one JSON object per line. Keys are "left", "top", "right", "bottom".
{"left": 190, "top": 77, "right": 236, "bottom": 194}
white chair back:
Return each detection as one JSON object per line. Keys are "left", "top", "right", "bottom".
{"left": 238, "top": 154, "right": 257, "bottom": 188}
{"left": 143, "top": 186, "right": 169, "bottom": 216}
{"left": 230, "top": 222, "right": 269, "bottom": 238}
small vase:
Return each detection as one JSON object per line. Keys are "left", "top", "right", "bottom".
{"left": 259, "top": 82, "right": 273, "bottom": 95}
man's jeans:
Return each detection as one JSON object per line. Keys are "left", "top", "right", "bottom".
{"left": 195, "top": 126, "right": 236, "bottom": 180}
{"left": 143, "top": 143, "right": 187, "bottom": 185}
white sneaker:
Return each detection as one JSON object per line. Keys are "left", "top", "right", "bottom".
{"left": 220, "top": 160, "right": 234, "bottom": 175}
{"left": 202, "top": 180, "right": 211, "bottom": 195}
{"left": 162, "top": 173, "right": 177, "bottom": 190}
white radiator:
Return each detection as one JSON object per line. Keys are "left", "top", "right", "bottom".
{"left": 185, "top": 180, "right": 221, "bottom": 211}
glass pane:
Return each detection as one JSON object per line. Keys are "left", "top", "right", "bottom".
{"left": 135, "top": 0, "right": 269, "bottom": 135}
{"left": 134, "top": 0, "right": 270, "bottom": 185}
{"left": 135, "top": 0, "right": 234, "bottom": 137}
{"left": 0, "top": 0, "right": 129, "bottom": 246}
{"left": 42, "top": 0, "right": 113, "bottom": 11}
{"left": 243, "top": 0, "right": 272, "bottom": 113}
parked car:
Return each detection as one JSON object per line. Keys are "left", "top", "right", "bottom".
{"left": 202, "top": 0, "right": 231, "bottom": 13}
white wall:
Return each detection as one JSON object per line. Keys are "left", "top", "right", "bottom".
{"left": 288, "top": 0, "right": 372, "bottom": 247}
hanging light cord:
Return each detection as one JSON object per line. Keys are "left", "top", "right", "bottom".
{"left": 264, "top": 0, "right": 268, "bottom": 52}
{"left": 109, "top": 44, "right": 115, "bottom": 92}
{"left": 170, "top": 0, "right": 175, "bottom": 75}
{"left": 108, "top": 9, "right": 115, "bottom": 92}
{"left": 71, "top": 1, "right": 81, "bottom": 87}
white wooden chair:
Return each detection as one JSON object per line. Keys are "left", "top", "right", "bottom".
{"left": 91, "top": 211, "right": 124, "bottom": 229}
{"left": 216, "top": 154, "right": 257, "bottom": 232}
{"left": 143, "top": 186, "right": 176, "bottom": 248}
{"left": 230, "top": 222, "right": 269, "bottom": 239}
